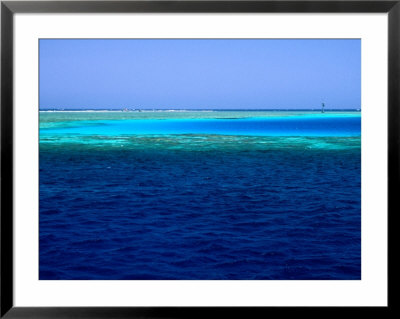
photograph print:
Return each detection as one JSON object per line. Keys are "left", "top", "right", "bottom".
{"left": 39, "top": 39, "right": 361, "bottom": 280}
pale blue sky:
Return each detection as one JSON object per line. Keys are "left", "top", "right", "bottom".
{"left": 39, "top": 39, "right": 361, "bottom": 110}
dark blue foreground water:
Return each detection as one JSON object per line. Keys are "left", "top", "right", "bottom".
{"left": 39, "top": 113, "right": 361, "bottom": 280}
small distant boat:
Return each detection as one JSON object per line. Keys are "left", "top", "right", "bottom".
{"left": 321, "top": 103, "right": 325, "bottom": 113}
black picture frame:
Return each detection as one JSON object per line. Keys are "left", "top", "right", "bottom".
{"left": 1, "top": 1, "right": 397, "bottom": 317}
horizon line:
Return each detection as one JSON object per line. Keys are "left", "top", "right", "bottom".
{"left": 39, "top": 108, "right": 361, "bottom": 111}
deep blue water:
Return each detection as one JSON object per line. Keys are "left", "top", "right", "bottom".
{"left": 39, "top": 113, "right": 361, "bottom": 280}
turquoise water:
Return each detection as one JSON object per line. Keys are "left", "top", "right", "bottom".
{"left": 39, "top": 111, "right": 361, "bottom": 280}
{"left": 40, "top": 111, "right": 360, "bottom": 141}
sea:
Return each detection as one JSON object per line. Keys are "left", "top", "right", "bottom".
{"left": 39, "top": 110, "right": 361, "bottom": 280}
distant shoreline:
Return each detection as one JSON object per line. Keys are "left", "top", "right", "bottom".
{"left": 39, "top": 109, "right": 361, "bottom": 112}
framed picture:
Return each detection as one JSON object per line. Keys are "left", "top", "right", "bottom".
{"left": 1, "top": 0, "right": 397, "bottom": 317}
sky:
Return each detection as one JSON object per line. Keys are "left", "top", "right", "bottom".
{"left": 39, "top": 39, "right": 361, "bottom": 110}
